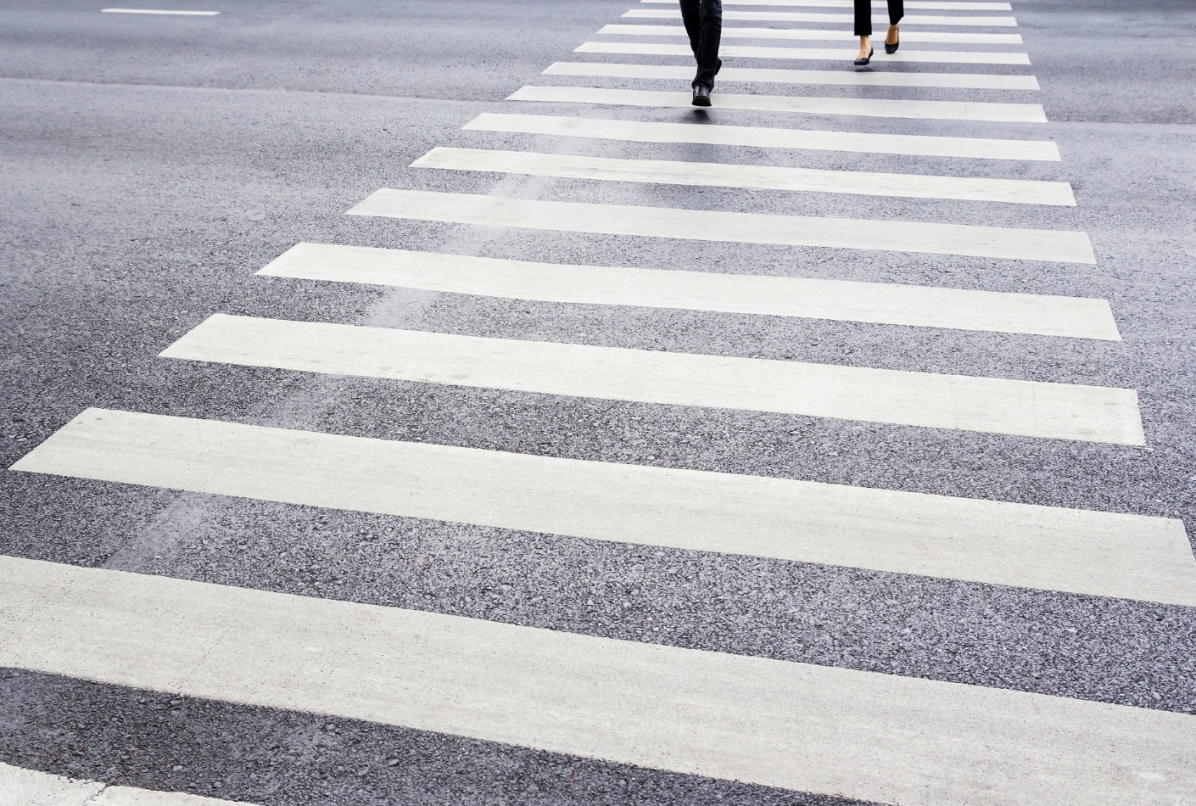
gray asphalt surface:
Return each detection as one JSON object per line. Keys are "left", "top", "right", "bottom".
{"left": 2, "top": 0, "right": 1195, "bottom": 804}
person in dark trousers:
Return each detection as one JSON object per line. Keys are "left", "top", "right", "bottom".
{"left": 854, "top": 0, "right": 902, "bottom": 65}
{"left": 680, "top": 0, "right": 722, "bottom": 106}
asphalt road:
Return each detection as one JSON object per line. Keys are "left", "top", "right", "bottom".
{"left": 1, "top": 1, "right": 1195, "bottom": 804}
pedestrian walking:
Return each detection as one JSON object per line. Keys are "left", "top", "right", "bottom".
{"left": 680, "top": 0, "right": 722, "bottom": 106}
{"left": 854, "top": 0, "right": 902, "bottom": 65}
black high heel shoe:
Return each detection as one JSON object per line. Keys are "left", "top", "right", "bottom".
{"left": 854, "top": 46, "right": 874, "bottom": 66}
{"left": 885, "top": 38, "right": 900, "bottom": 54}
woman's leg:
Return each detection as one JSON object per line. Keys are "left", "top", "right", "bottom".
{"left": 886, "top": 0, "right": 903, "bottom": 45}
{"left": 854, "top": 0, "right": 872, "bottom": 58}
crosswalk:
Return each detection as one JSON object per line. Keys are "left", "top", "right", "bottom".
{"left": 257, "top": 242, "right": 1116, "bottom": 336}
{"left": 464, "top": 112, "right": 1062, "bottom": 158}
{"left": 575, "top": 39, "right": 1033, "bottom": 64}
{"left": 5, "top": 556, "right": 1196, "bottom": 805}
{"left": 508, "top": 84, "right": 1048, "bottom": 121}
{"left": 411, "top": 146, "right": 1074, "bottom": 203}
{"left": 348, "top": 188, "right": 1096, "bottom": 262}
{"left": 158, "top": 314, "right": 1139, "bottom": 441}
{"left": 622, "top": 9, "right": 1020, "bottom": 25}
{"left": 637, "top": 0, "right": 1014, "bottom": 7}
{"left": 597, "top": 23, "right": 1026, "bottom": 44}
{"left": 545, "top": 60, "right": 1042, "bottom": 89}
{"left": 6, "top": 2, "right": 1195, "bottom": 805}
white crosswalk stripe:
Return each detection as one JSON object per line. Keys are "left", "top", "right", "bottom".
{"left": 347, "top": 188, "right": 1097, "bottom": 264}
{"left": 623, "top": 9, "right": 1019, "bottom": 26}
{"left": 639, "top": 0, "right": 1015, "bottom": 8}
{"left": 0, "top": 761, "right": 243, "bottom": 806}
{"left": 546, "top": 59, "right": 1040, "bottom": 89}
{"left": 576, "top": 39, "right": 1032, "bottom": 64}
{"left": 509, "top": 85, "right": 1047, "bottom": 122}
{"left": 162, "top": 314, "right": 1138, "bottom": 442}
{"left": 599, "top": 23, "right": 1024, "bottom": 43}
{"left": 100, "top": 8, "right": 220, "bottom": 15}
{"left": 3, "top": 556, "right": 1196, "bottom": 806}
{"left": 259, "top": 242, "right": 1117, "bottom": 338}
{"left": 412, "top": 146, "right": 1075, "bottom": 205}
{"left": 10, "top": 410, "right": 1190, "bottom": 601}
{"left": 464, "top": 112, "right": 1062, "bottom": 160}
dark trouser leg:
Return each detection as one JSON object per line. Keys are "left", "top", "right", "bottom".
{"left": 853, "top": 0, "right": 872, "bottom": 36}
{"left": 680, "top": 0, "right": 722, "bottom": 89}
{"left": 856, "top": 0, "right": 903, "bottom": 37}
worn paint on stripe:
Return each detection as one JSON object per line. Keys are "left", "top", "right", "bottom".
{"left": 575, "top": 40, "right": 1032, "bottom": 65}
{"left": 3, "top": 557, "right": 1195, "bottom": 805}
{"left": 258, "top": 243, "right": 1119, "bottom": 339}
{"left": 10, "top": 411, "right": 1191, "bottom": 601}
{"left": 549, "top": 59, "right": 1038, "bottom": 90}
{"left": 0, "top": 761, "right": 243, "bottom": 806}
{"left": 346, "top": 188, "right": 1098, "bottom": 264}
{"left": 624, "top": 8, "right": 1018, "bottom": 25}
{"left": 598, "top": 23, "right": 1024, "bottom": 44}
{"left": 162, "top": 315, "right": 1139, "bottom": 443}
{"left": 464, "top": 112, "right": 1061, "bottom": 161}
{"left": 510, "top": 85, "right": 1046, "bottom": 123}
{"left": 412, "top": 147, "right": 1075, "bottom": 206}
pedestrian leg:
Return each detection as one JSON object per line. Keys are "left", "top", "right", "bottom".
{"left": 854, "top": 0, "right": 874, "bottom": 62}
{"left": 885, "top": 0, "right": 903, "bottom": 52}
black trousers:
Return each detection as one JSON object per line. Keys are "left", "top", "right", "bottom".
{"left": 679, "top": 0, "right": 722, "bottom": 89}
{"left": 854, "top": 0, "right": 903, "bottom": 36}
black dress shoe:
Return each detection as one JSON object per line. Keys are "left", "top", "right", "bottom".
{"left": 692, "top": 85, "right": 711, "bottom": 107}
{"left": 854, "top": 46, "right": 874, "bottom": 66}
{"left": 885, "top": 38, "right": 900, "bottom": 54}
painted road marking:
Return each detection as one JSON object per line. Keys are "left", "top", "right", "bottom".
{"left": 3, "top": 557, "right": 1196, "bottom": 804}
{"left": 11, "top": 412, "right": 1190, "bottom": 601}
{"left": 624, "top": 9, "right": 1018, "bottom": 26}
{"left": 639, "top": 0, "right": 1015, "bottom": 9}
{"left": 162, "top": 314, "right": 1140, "bottom": 443}
{"left": 509, "top": 85, "right": 1046, "bottom": 123}
{"left": 464, "top": 112, "right": 1060, "bottom": 160}
{"left": 101, "top": 8, "right": 219, "bottom": 14}
{"left": 412, "top": 147, "right": 1075, "bottom": 206}
{"left": 4, "top": 557, "right": 1194, "bottom": 805}
{"left": 0, "top": 761, "right": 243, "bottom": 806}
{"left": 546, "top": 59, "right": 1038, "bottom": 89}
{"left": 347, "top": 189, "right": 1097, "bottom": 264}
{"left": 599, "top": 23, "right": 1024, "bottom": 44}
{"left": 575, "top": 40, "right": 1031, "bottom": 64}
{"left": 259, "top": 243, "right": 1119, "bottom": 339}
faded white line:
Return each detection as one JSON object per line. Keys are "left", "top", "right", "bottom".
{"left": 546, "top": 59, "right": 1038, "bottom": 89}
{"left": 101, "top": 7, "right": 219, "bottom": 14}
{"left": 464, "top": 112, "right": 1061, "bottom": 160}
{"left": 4, "top": 557, "right": 1195, "bottom": 805}
{"left": 624, "top": 9, "right": 1018, "bottom": 26}
{"left": 576, "top": 40, "right": 1031, "bottom": 65}
{"left": 509, "top": 85, "right": 1046, "bottom": 123}
{"left": 347, "top": 188, "right": 1096, "bottom": 264}
{"left": 11, "top": 411, "right": 1190, "bottom": 602}
{"left": 164, "top": 314, "right": 1138, "bottom": 443}
{"left": 259, "top": 243, "right": 1118, "bottom": 339}
{"left": 640, "top": 0, "right": 1014, "bottom": 9}
{"left": 599, "top": 23, "right": 1024, "bottom": 44}
{"left": 0, "top": 761, "right": 243, "bottom": 805}
{"left": 412, "top": 147, "right": 1074, "bottom": 206}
